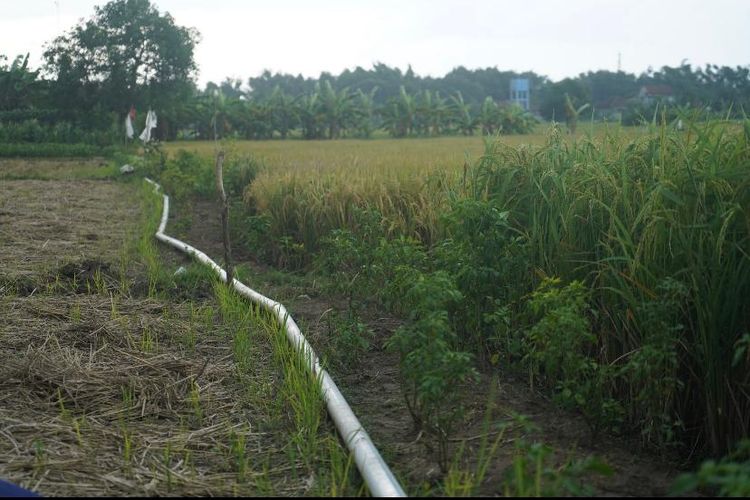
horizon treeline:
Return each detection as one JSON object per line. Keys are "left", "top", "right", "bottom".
{"left": 2, "top": 0, "right": 749, "bottom": 143}
{"left": 4, "top": 51, "right": 750, "bottom": 144}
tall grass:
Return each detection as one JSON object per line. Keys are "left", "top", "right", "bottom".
{"left": 465, "top": 121, "right": 750, "bottom": 454}
{"left": 238, "top": 120, "right": 750, "bottom": 456}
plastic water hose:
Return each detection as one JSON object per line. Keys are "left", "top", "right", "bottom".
{"left": 144, "top": 179, "right": 406, "bottom": 497}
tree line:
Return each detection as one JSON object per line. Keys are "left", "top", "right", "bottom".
{"left": 1, "top": 0, "right": 749, "bottom": 143}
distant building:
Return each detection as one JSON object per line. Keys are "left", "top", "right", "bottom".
{"left": 639, "top": 85, "right": 675, "bottom": 105}
{"left": 509, "top": 78, "right": 530, "bottom": 110}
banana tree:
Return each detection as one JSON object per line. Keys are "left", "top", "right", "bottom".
{"left": 564, "top": 92, "right": 590, "bottom": 134}
{"left": 498, "top": 104, "right": 537, "bottom": 134}
{"left": 353, "top": 87, "right": 378, "bottom": 138}
{"left": 268, "top": 85, "right": 298, "bottom": 139}
{"left": 450, "top": 91, "right": 476, "bottom": 136}
{"left": 382, "top": 86, "right": 416, "bottom": 137}
{"left": 298, "top": 89, "right": 324, "bottom": 139}
{"left": 416, "top": 90, "right": 449, "bottom": 136}
{"left": 318, "top": 80, "right": 354, "bottom": 139}
{"left": 477, "top": 96, "right": 500, "bottom": 135}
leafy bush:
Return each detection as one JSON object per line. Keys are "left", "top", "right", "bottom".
{"left": 503, "top": 440, "right": 613, "bottom": 497}
{"left": 385, "top": 270, "right": 478, "bottom": 470}
{"left": 0, "top": 119, "right": 120, "bottom": 145}
{"left": 436, "top": 199, "right": 529, "bottom": 362}
{"left": 0, "top": 142, "right": 115, "bottom": 157}
{"left": 673, "top": 440, "right": 750, "bottom": 496}
{"left": 525, "top": 278, "right": 623, "bottom": 435}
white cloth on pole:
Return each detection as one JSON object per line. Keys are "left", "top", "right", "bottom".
{"left": 139, "top": 109, "right": 158, "bottom": 143}
{"left": 125, "top": 115, "right": 134, "bottom": 139}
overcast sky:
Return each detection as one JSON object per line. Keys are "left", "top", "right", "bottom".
{"left": 2, "top": 0, "right": 749, "bottom": 86}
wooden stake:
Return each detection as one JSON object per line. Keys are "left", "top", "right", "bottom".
{"left": 214, "top": 151, "right": 234, "bottom": 286}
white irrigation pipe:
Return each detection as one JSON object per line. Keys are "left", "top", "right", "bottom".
{"left": 144, "top": 178, "right": 406, "bottom": 497}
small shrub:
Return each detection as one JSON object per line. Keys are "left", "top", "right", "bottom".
{"left": 672, "top": 440, "right": 750, "bottom": 496}
{"left": 386, "top": 270, "right": 478, "bottom": 470}
{"left": 525, "top": 278, "right": 623, "bottom": 435}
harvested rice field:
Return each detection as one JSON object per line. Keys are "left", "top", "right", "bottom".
{"left": 0, "top": 175, "right": 355, "bottom": 496}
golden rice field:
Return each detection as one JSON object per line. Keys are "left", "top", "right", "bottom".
{"left": 163, "top": 123, "right": 642, "bottom": 175}
{"left": 162, "top": 123, "right": 652, "bottom": 249}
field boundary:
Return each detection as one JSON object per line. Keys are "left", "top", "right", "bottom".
{"left": 143, "top": 178, "right": 406, "bottom": 497}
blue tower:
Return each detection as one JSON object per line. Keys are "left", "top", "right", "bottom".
{"left": 509, "top": 79, "right": 530, "bottom": 110}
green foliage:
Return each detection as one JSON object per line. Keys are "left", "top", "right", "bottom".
{"left": 525, "top": 278, "right": 623, "bottom": 435}
{"left": 0, "top": 142, "right": 114, "bottom": 157}
{"left": 672, "top": 440, "right": 750, "bottom": 496}
{"left": 43, "top": 0, "right": 199, "bottom": 139}
{"left": 0, "top": 119, "right": 120, "bottom": 145}
{"left": 436, "top": 199, "right": 528, "bottom": 361}
{"left": 151, "top": 150, "right": 214, "bottom": 201}
{"left": 317, "top": 206, "right": 428, "bottom": 308}
{"left": 539, "top": 78, "right": 591, "bottom": 122}
{"left": 622, "top": 278, "right": 687, "bottom": 448}
{"left": 385, "top": 270, "right": 478, "bottom": 470}
{"left": 503, "top": 440, "right": 613, "bottom": 497}
{"left": 323, "top": 310, "right": 372, "bottom": 370}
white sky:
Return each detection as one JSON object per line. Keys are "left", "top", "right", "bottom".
{"left": 2, "top": 0, "right": 749, "bottom": 86}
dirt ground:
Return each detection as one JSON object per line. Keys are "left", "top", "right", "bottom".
{"left": 175, "top": 199, "right": 688, "bottom": 496}
{"left": 0, "top": 178, "right": 320, "bottom": 496}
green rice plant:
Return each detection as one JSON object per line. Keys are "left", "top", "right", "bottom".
{"left": 139, "top": 326, "right": 158, "bottom": 353}
{"left": 69, "top": 302, "right": 81, "bottom": 324}
{"left": 211, "top": 281, "right": 360, "bottom": 492}
{"left": 56, "top": 388, "right": 72, "bottom": 423}
{"left": 32, "top": 439, "right": 46, "bottom": 476}
{"left": 188, "top": 380, "right": 203, "bottom": 427}
{"left": 229, "top": 429, "right": 249, "bottom": 483}
{"left": 137, "top": 183, "right": 169, "bottom": 297}
{"left": 109, "top": 292, "right": 119, "bottom": 320}
{"left": 183, "top": 307, "right": 199, "bottom": 352}
{"left": 72, "top": 417, "right": 85, "bottom": 448}
{"left": 46, "top": 273, "right": 63, "bottom": 294}
{"left": 121, "top": 426, "right": 133, "bottom": 465}
{"left": 310, "top": 437, "right": 364, "bottom": 497}
{"left": 464, "top": 121, "right": 750, "bottom": 455}
{"left": 163, "top": 443, "right": 173, "bottom": 492}
{"left": 93, "top": 268, "right": 107, "bottom": 295}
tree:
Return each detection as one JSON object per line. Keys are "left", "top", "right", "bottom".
{"left": 450, "top": 91, "right": 475, "bottom": 136}
{"left": 268, "top": 86, "right": 298, "bottom": 139}
{"left": 0, "top": 54, "right": 42, "bottom": 112}
{"left": 43, "top": 0, "right": 199, "bottom": 138}
{"left": 539, "top": 78, "right": 590, "bottom": 122}
{"left": 564, "top": 93, "right": 590, "bottom": 134}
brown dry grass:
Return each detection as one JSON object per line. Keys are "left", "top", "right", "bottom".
{"left": 0, "top": 176, "right": 323, "bottom": 496}
{"left": 0, "top": 180, "right": 139, "bottom": 282}
{"left": 0, "top": 292, "right": 298, "bottom": 496}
